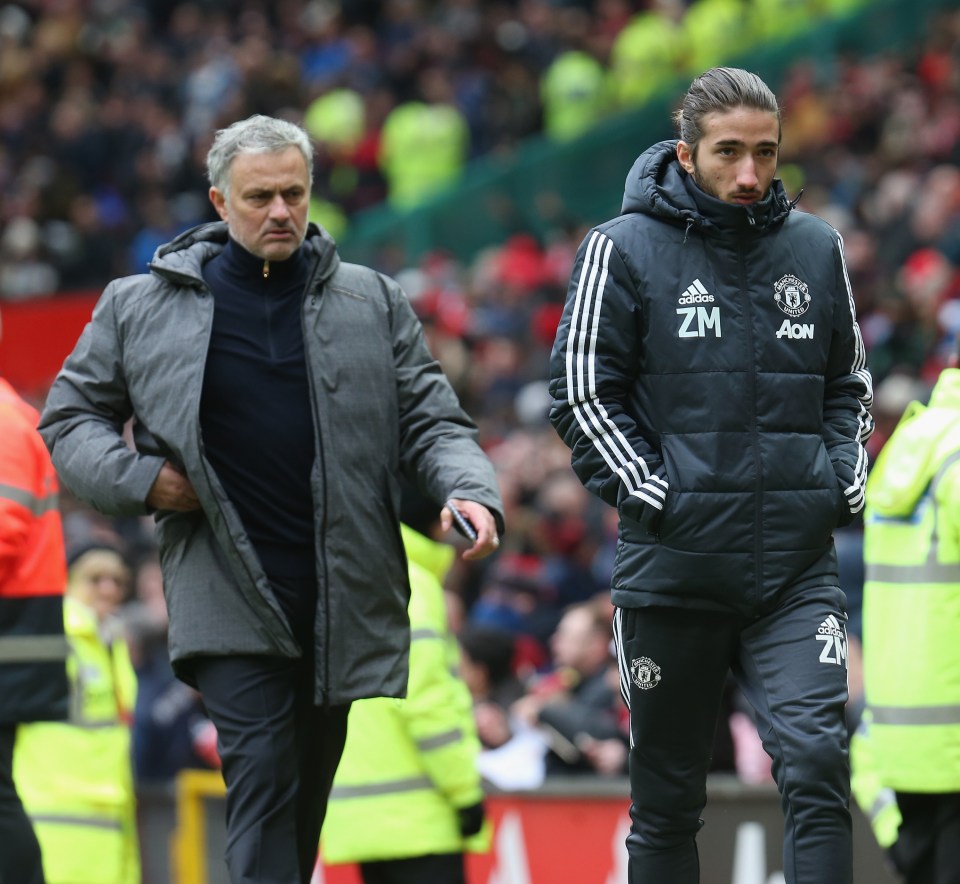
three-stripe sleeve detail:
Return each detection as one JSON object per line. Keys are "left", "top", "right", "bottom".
{"left": 837, "top": 233, "right": 874, "bottom": 514}
{"left": 564, "top": 231, "right": 666, "bottom": 511}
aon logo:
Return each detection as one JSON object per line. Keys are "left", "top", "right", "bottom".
{"left": 776, "top": 319, "right": 814, "bottom": 339}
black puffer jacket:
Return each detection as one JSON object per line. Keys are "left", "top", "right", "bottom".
{"left": 549, "top": 141, "right": 874, "bottom": 614}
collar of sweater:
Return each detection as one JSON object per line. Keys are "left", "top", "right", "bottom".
{"left": 215, "top": 235, "right": 309, "bottom": 287}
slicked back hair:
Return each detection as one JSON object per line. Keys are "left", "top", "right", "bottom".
{"left": 673, "top": 67, "right": 781, "bottom": 158}
{"left": 206, "top": 115, "right": 314, "bottom": 198}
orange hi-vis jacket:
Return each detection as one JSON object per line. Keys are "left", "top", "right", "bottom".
{"left": 0, "top": 377, "right": 69, "bottom": 725}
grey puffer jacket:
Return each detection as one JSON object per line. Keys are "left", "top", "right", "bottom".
{"left": 40, "top": 222, "right": 503, "bottom": 704}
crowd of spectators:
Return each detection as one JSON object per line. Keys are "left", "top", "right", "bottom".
{"left": 1, "top": 0, "right": 881, "bottom": 298}
{"left": 5, "top": 0, "right": 960, "bottom": 786}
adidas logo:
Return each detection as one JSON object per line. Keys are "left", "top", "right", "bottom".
{"left": 815, "top": 614, "right": 846, "bottom": 666}
{"left": 678, "top": 278, "right": 715, "bottom": 304}
{"left": 817, "top": 614, "right": 844, "bottom": 638}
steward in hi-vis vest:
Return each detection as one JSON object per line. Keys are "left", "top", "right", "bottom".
{"left": 0, "top": 370, "right": 70, "bottom": 884}
{"left": 15, "top": 593, "right": 139, "bottom": 884}
{"left": 321, "top": 521, "right": 489, "bottom": 881}
{"left": 857, "top": 356, "right": 960, "bottom": 878}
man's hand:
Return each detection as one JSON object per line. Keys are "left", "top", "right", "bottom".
{"left": 441, "top": 498, "right": 500, "bottom": 561}
{"left": 147, "top": 462, "right": 201, "bottom": 512}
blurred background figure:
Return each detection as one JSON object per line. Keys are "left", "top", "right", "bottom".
{"left": 320, "top": 485, "right": 490, "bottom": 883}
{"left": 378, "top": 66, "right": 469, "bottom": 210}
{"left": 0, "top": 307, "right": 70, "bottom": 884}
{"left": 14, "top": 540, "right": 139, "bottom": 884}
{"left": 459, "top": 624, "right": 527, "bottom": 752}
{"left": 459, "top": 623, "right": 550, "bottom": 793}
{"left": 853, "top": 333, "right": 960, "bottom": 882}
{"left": 510, "top": 596, "right": 628, "bottom": 777}
{"left": 122, "top": 549, "right": 220, "bottom": 784}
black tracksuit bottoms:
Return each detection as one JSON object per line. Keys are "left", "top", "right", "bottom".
{"left": 191, "top": 654, "right": 350, "bottom": 884}
{"left": 613, "top": 584, "right": 853, "bottom": 884}
{"left": 0, "top": 725, "right": 44, "bottom": 884}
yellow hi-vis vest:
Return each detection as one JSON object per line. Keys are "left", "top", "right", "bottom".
{"left": 860, "top": 367, "right": 960, "bottom": 794}
{"left": 321, "top": 524, "right": 490, "bottom": 864}
{"left": 14, "top": 597, "right": 139, "bottom": 884}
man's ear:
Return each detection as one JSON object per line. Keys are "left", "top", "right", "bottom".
{"left": 676, "top": 141, "right": 695, "bottom": 175}
{"left": 209, "top": 187, "right": 228, "bottom": 222}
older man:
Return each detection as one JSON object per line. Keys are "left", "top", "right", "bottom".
{"left": 40, "top": 114, "right": 503, "bottom": 884}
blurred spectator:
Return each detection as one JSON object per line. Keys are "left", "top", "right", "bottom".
{"left": 378, "top": 66, "right": 470, "bottom": 209}
{"left": 528, "top": 470, "right": 609, "bottom": 609}
{"left": 14, "top": 540, "right": 139, "bottom": 884}
{"left": 123, "top": 549, "right": 220, "bottom": 782}
{"left": 510, "top": 596, "right": 628, "bottom": 776}
{"left": 608, "top": 0, "right": 687, "bottom": 109}
{"left": 468, "top": 550, "right": 559, "bottom": 655}
{"left": 0, "top": 216, "right": 59, "bottom": 299}
{"left": 752, "top": 0, "right": 819, "bottom": 43}
{"left": 459, "top": 623, "right": 550, "bottom": 792}
{"left": 680, "top": 0, "right": 753, "bottom": 76}
{"left": 540, "top": 47, "right": 611, "bottom": 141}
{"left": 460, "top": 624, "right": 528, "bottom": 751}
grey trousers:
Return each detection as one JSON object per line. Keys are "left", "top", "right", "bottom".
{"left": 191, "top": 655, "right": 350, "bottom": 884}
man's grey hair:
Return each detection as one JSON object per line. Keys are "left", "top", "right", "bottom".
{"left": 206, "top": 115, "right": 314, "bottom": 196}
{"left": 673, "top": 67, "right": 781, "bottom": 156}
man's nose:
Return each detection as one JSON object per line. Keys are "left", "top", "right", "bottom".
{"left": 268, "top": 194, "right": 291, "bottom": 219}
{"left": 737, "top": 158, "right": 759, "bottom": 189}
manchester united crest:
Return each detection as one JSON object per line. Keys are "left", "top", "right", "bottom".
{"left": 774, "top": 274, "right": 811, "bottom": 318}
{"left": 630, "top": 656, "right": 662, "bottom": 691}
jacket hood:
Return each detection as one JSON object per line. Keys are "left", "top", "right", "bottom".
{"left": 621, "top": 139, "right": 794, "bottom": 236}
{"left": 867, "top": 368, "right": 960, "bottom": 517}
{"left": 147, "top": 221, "right": 340, "bottom": 288}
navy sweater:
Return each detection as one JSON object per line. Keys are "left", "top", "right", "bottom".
{"left": 200, "top": 238, "right": 317, "bottom": 624}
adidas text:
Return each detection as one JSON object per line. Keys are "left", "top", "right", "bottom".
{"left": 678, "top": 292, "right": 715, "bottom": 305}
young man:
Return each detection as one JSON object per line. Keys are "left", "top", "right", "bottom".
{"left": 549, "top": 67, "right": 873, "bottom": 883}
{"left": 39, "top": 114, "right": 503, "bottom": 884}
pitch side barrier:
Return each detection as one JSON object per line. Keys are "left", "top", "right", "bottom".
{"left": 337, "top": 0, "right": 956, "bottom": 273}
{"left": 141, "top": 772, "right": 895, "bottom": 883}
